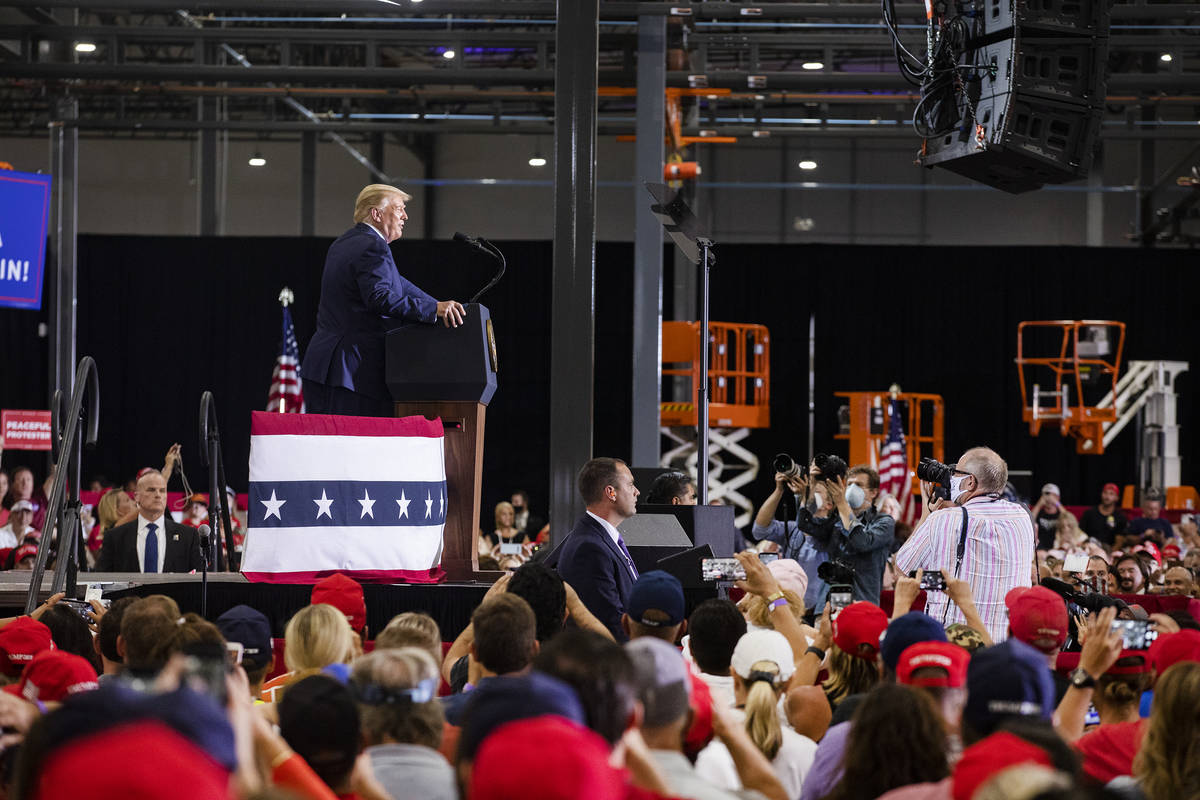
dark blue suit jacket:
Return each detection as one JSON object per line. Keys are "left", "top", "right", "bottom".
{"left": 302, "top": 223, "right": 438, "bottom": 401}
{"left": 552, "top": 513, "right": 635, "bottom": 642}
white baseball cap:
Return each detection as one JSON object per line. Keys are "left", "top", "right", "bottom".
{"left": 731, "top": 629, "right": 796, "bottom": 682}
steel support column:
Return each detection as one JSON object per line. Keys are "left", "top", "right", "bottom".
{"left": 631, "top": 14, "right": 666, "bottom": 468}
{"left": 547, "top": 0, "right": 598, "bottom": 543}
{"left": 300, "top": 130, "right": 316, "bottom": 236}
{"left": 1086, "top": 144, "right": 1104, "bottom": 246}
{"left": 198, "top": 97, "right": 221, "bottom": 235}
{"left": 47, "top": 96, "right": 78, "bottom": 405}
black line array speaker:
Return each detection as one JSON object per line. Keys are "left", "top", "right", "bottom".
{"left": 919, "top": 0, "right": 1113, "bottom": 193}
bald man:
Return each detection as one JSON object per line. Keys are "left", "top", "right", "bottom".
{"left": 894, "top": 447, "right": 1035, "bottom": 641}
{"left": 95, "top": 470, "right": 204, "bottom": 573}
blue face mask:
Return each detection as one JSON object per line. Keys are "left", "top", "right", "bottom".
{"left": 845, "top": 484, "right": 866, "bottom": 510}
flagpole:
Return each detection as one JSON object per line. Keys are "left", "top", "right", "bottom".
{"left": 277, "top": 287, "right": 294, "bottom": 414}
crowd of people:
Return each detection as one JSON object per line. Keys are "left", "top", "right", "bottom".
{"left": 0, "top": 445, "right": 1197, "bottom": 800}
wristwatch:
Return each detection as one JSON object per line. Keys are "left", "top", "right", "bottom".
{"left": 1069, "top": 667, "right": 1097, "bottom": 689}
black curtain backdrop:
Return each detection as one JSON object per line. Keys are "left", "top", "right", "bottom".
{"left": 0, "top": 237, "right": 1195, "bottom": 531}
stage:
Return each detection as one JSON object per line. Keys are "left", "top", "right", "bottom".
{"left": 0, "top": 572, "right": 719, "bottom": 640}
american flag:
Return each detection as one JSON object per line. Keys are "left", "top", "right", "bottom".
{"left": 879, "top": 398, "right": 918, "bottom": 526}
{"left": 267, "top": 304, "right": 305, "bottom": 413}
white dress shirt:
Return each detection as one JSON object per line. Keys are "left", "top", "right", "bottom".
{"left": 136, "top": 514, "right": 167, "bottom": 572}
{"left": 364, "top": 221, "right": 387, "bottom": 241}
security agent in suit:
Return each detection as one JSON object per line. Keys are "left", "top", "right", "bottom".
{"left": 302, "top": 184, "right": 467, "bottom": 417}
{"left": 95, "top": 470, "right": 204, "bottom": 573}
{"left": 548, "top": 458, "right": 641, "bottom": 641}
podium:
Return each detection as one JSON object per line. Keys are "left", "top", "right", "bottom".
{"left": 386, "top": 303, "right": 498, "bottom": 581}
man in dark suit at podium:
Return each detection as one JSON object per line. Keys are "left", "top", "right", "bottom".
{"left": 552, "top": 458, "right": 641, "bottom": 641}
{"left": 95, "top": 470, "right": 204, "bottom": 573}
{"left": 302, "top": 184, "right": 467, "bottom": 416}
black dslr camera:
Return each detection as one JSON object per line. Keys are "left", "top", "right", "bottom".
{"left": 916, "top": 457, "right": 954, "bottom": 502}
{"left": 811, "top": 453, "right": 848, "bottom": 483}
{"left": 817, "top": 558, "right": 855, "bottom": 586}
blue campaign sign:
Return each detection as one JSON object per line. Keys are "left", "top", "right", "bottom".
{"left": 0, "top": 170, "right": 52, "bottom": 311}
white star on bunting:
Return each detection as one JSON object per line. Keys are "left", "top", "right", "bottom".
{"left": 314, "top": 489, "right": 334, "bottom": 519}
{"left": 397, "top": 490, "right": 411, "bottom": 519}
{"left": 425, "top": 491, "right": 433, "bottom": 519}
{"left": 358, "top": 489, "right": 376, "bottom": 519}
{"left": 261, "top": 489, "right": 286, "bottom": 521}
{"left": 439, "top": 491, "right": 445, "bottom": 518}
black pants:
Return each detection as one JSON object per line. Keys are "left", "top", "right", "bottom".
{"left": 304, "top": 379, "right": 394, "bottom": 417}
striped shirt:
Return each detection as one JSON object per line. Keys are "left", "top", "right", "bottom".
{"left": 894, "top": 496, "right": 1035, "bottom": 641}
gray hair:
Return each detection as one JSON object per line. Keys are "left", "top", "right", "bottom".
{"left": 957, "top": 447, "right": 1007, "bottom": 494}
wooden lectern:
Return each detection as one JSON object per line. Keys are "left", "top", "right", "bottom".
{"left": 386, "top": 303, "right": 498, "bottom": 581}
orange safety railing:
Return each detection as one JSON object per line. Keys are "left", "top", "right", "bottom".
{"left": 1016, "top": 321, "right": 1125, "bottom": 454}
{"left": 834, "top": 392, "right": 944, "bottom": 495}
{"left": 661, "top": 321, "right": 770, "bottom": 429}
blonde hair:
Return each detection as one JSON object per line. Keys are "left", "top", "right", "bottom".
{"left": 353, "top": 184, "right": 411, "bottom": 223}
{"left": 96, "top": 489, "right": 125, "bottom": 532}
{"left": 494, "top": 501, "right": 515, "bottom": 530}
{"left": 284, "top": 603, "right": 355, "bottom": 672}
{"left": 822, "top": 642, "right": 880, "bottom": 706}
{"left": 1134, "top": 662, "right": 1200, "bottom": 800}
{"left": 741, "top": 589, "right": 806, "bottom": 629}
{"left": 739, "top": 661, "right": 785, "bottom": 760}
{"left": 375, "top": 612, "right": 442, "bottom": 666}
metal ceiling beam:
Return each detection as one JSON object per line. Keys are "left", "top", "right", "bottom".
{"left": 0, "top": 23, "right": 560, "bottom": 43}
{"left": 11, "top": 23, "right": 1190, "bottom": 50}
{"left": 5, "top": 62, "right": 1195, "bottom": 92}
{"left": 4, "top": 0, "right": 1197, "bottom": 21}
{"left": 6, "top": 117, "right": 1193, "bottom": 140}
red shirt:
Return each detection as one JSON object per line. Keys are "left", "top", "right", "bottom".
{"left": 1075, "top": 720, "right": 1146, "bottom": 783}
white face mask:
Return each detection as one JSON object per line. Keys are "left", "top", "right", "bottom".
{"left": 949, "top": 474, "right": 971, "bottom": 503}
{"left": 846, "top": 484, "right": 866, "bottom": 510}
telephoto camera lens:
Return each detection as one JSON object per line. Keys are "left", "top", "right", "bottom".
{"left": 915, "top": 457, "right": 954, "bottom": 487}
{"left": 773, "top": 454, "right": 802, "bottom": 480}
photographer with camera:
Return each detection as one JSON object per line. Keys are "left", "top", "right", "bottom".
{"left": 805, "top": 465, "right": 895, "bottom": 606}
{"left": 894, "top": 447, "right": 1035, "bottom": 642}
{"left": 750, "top": 455, "right": 831, "bottom": 614}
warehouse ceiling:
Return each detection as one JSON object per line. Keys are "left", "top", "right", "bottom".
{"left": 0, "top": 0, "right": 1197, "bottom": 144}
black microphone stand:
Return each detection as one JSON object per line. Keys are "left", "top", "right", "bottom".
{"left": 199, "top": 392, "right": 237, "bottom": 572}
{"left": 198, "top": 525, "right": 210, "bottom": 618}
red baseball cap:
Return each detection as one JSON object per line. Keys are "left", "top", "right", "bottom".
{"left": 0, "top": 617, "right": 55, "bottom": 677}
{"left": 6, "top": 650, "right": 98, "bottom": 703}
{"left": 1149, "top": 630, "right": 1200, "bottom": 676}
{"left": 1005, "top": 587, "right": 1068, "bottom": 654}
{"left": 1103, "top": 483, "right": 1120, "bottom": 496}
{"left": 1135, "top": 542, "right": 1162, "bottom": 566}
{"left": 832, "top": 602, "right": 888, "bottom": 659}
{"left": 896, "top": 641, "right": 970, "bottom": 688}
{"left": 472, "top": 716, "right": 626, "bottom": 800}
{"left": 952, "top": 732, "right": 1053, "bottom": 800}
{"left": 33, "top": 720, "right": 234, "bottom": 800}
{"left": 1163, "top": 544, "right": 1182, "bottom": 559}
{"left": 13, "top": 543, "right": 39, "bottom": 564}
{"left": 311, "top": 573, "right": 367, "bottom": 632}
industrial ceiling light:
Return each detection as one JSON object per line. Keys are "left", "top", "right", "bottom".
{"left": 75, "top": 42, "right": 97, "bottom": 53}
{"left": 528, "top": 155, "right": 547, "bottom": 167}
{"left": 248, "top": 152, "right": 266, "bottom": 167}
{"left": 1160, "top": 53, "right": 1173, "bottom": 62}
{"left": 802, "top": 61, "right": 824, "bottom": 70}
{"left": 442, "top": 49, "right": 456, "bottom": 59}
{"left": 798, "top": 160, "right": 818, "bottom": 170}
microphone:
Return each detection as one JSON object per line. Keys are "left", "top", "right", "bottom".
{"left": 197, "top": 523, "right": 211, "bottom": 546}
{"left": 453, "top": 231, "right": 487, "bottom": 250}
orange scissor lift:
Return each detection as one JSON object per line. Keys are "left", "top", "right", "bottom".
{"left": 1015, "top": 320, "right": 1126, "bottom": 454}
{"left": 1016, "top": 320, "right": 1194, "bottom": 509}
{"left": 660, "top": 321, "right": 770, "bottom": 527}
